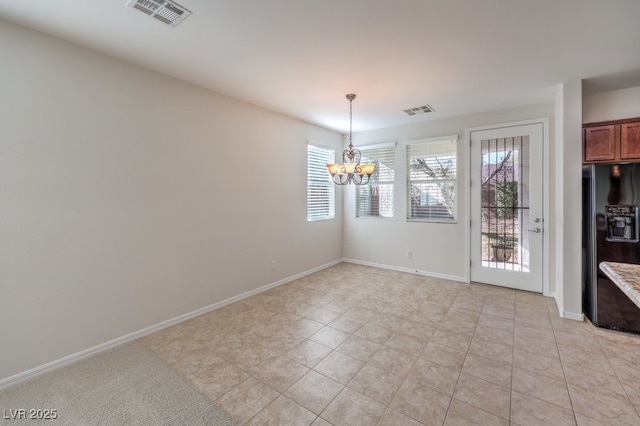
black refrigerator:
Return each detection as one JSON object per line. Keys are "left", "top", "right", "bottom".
{"left": 583, "top": 163, "right": 640, "bottom": 334}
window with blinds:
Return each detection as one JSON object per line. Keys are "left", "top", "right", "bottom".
{"left": 307, "top": 144, "right": 335, "bottom": 221}
{"left": 407, "top": 136, "right": 458, "bottom": 222}
{"left": 356, "top": 142, "right": 395, "bottom": 218}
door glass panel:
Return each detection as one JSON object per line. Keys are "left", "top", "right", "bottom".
{"left": 480, "top": 136, "right": 530, "bottom": 272}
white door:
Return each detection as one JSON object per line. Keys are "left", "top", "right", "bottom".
{"left": 469, "top": 121, "right": 544, "bottom": 292}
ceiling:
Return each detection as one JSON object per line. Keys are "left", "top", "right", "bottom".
{"left": 1, "top": 0, "right": 639, "bottom": 133}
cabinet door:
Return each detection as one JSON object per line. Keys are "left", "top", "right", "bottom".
{"left": 621, "top": 121, "right": 640, "bottom": 160}
{"left": 584, "top": 125, "right": 617, "bottom": 162}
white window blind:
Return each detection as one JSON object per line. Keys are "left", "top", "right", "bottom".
{"left": 407, "top": 136, "right": 458, "bottom": 222}
{"left": 356, "top": 143, "right": 395, "bottom": 218}
{"left": 307, "top": 144, "right": 335, "bottom": 221}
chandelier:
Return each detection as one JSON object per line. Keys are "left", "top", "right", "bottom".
{"left": 326, "top": 94, "right": 376, "bottom": 185}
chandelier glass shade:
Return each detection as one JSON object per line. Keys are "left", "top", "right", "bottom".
{"left": 326, "top": 94, "right": 376, "bottom": 185}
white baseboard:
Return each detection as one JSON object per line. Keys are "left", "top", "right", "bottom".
{"left": 342, "top": 258, "right": 467, "bottom": 283}
{"left": 550, "top": 292, "right": 584, "bottom": 321}
{"left": 560, "top": 310, "right": 585, "bottom": 321}
{"left": 0, "top": 259, "right": 342, "bottom": 390}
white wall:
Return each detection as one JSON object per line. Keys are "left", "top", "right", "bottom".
{"left": 583, "top": 86, "right": 640, "bottom": 123}
{"left": 0, "top": 19, "right": 343, "bottom": 382}
{"left": 343, "top": 104, "right": 555, "bottom": 283}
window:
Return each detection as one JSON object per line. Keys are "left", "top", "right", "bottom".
{"left": 407, "top": 136, "right": 458, "bottom": 222}
{"left": 356, "top": 142, "right": 395, "bottom": 218}
{"left": 307, "top": 143, "right": 335, "bottom": 221}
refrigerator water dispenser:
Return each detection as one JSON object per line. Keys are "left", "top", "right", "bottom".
{"left": 605, "top": 205, "right": 639, "bottom": 242}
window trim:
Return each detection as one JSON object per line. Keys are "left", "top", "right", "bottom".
{"left": 356, "top": 141, "right": 396, "bottom": 219}
{"left": 406, "top": 135, "right": 459, "bottom": 223}
{"left": 307, "top": 142, "right": 336, "bottom": 222}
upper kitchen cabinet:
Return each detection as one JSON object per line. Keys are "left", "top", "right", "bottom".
{"left": 584, "top": 117, "right": 640, "bottom": 163}
{"left": 621, "top": 121, "right": 640, "bottom": 160}
{"left": 584, "top": 125, "right": 617, "bottom": 162}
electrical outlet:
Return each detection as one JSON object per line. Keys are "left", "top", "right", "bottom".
{"left": 406, "top": 250, "right": 412, "bottom": 259}
{"left": 271, "top": 260, "right": 277, "bottom": 270}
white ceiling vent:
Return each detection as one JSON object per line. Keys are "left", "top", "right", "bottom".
{"left": 126, "top": 0, "right": 191, "bottom": 27}
{"left": 403, "top": 105, "right": 435, "bottom": 116}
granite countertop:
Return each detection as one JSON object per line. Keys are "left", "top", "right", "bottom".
{"left": 599, "top": 261, "right": 640, "bottom": 309}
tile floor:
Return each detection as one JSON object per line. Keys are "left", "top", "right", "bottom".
{"left": 142, "top": 263, "right": 640, "bottom": 425}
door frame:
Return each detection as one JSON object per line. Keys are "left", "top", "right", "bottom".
{"left": 465, "top": 118, "right": 550, "bottom": 296}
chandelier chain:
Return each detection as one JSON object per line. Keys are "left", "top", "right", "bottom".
{"left": 349, "top": 95, "right": 353, "bottom": 149}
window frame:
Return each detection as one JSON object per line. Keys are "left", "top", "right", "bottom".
{"left": 307, "top": 142, "right": 336, "bottom": 222}
{"left": 355, "top": 141, "right": 396, "bottom": 219}
{"left": 406, "top": 135, "right": 459, "bottom": 223}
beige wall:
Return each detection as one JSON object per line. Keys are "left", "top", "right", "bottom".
{"left": 583, "top": 86, "right": 640, "bottom": 123}
{"left": 554, "top": 81, "right": 583, "bottom": 319}
{"left": 0, "top": 19, "right": 343, "bottom": 382}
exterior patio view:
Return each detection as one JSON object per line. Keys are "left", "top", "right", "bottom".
{"left": 481, "top": 136, "right": 530, "bottom": 272}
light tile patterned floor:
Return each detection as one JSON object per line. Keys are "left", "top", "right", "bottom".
{"left": 142, "top": 263, "right": 640, "bottom": 425}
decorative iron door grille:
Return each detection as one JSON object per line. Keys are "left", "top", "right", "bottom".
{"left": 480, "top": 136, "right": 530, "bottom": 272}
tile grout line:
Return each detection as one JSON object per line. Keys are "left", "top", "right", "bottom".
{"left": 549, "top": 309, "right": 581, "bottom": 426}
{"left": 458, "top": 290, "right": 515, "bottom": 422}
{"left": 591, "top": 325, "right": 640, "bottom": 419}
{"left": 373, "top": 312, "right": 434, "bottom": 425}
{"left": 318, "top": 298, "right": 421, "bottom": 425}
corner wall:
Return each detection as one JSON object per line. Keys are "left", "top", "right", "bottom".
{"left": 0, "top": 19, "right": 343, "bottom": 382}
{"left": 554, "top": 80, "right": 584, "bottom": 319}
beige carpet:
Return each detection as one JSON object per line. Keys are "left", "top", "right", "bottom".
{"left": 0, "top": 341, "right": 240, "bottom": 425}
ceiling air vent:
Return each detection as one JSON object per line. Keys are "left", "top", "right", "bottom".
{"left": 403, "top": 105, "right": 435, "bottom": 116}
{"left": 126, "top": 0, "right": 191, "bottom": 27}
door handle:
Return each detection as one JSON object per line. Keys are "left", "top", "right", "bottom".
{"left": 528, "top": 227, "right": 542, "bottom": 233}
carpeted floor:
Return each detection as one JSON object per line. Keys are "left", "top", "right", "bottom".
{"left": 0, "top": 341, "right": 239, "bottom": 425}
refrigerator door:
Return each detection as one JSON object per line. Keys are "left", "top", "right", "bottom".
{"left": 584, "top": 163, "right": 640, "bottom": 333}
{"left": 582, "top": 165, "right": 597, "bottom": 323}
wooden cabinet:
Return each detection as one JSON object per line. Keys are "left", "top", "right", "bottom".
{"left": 584, "top": 125, "right": 617, "bottom": 162}
{"left": 584, "top": 118, "right": 640, "bottom": 163}
{"left": 621, "top": 121, "right": 640, "bottom": 160}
